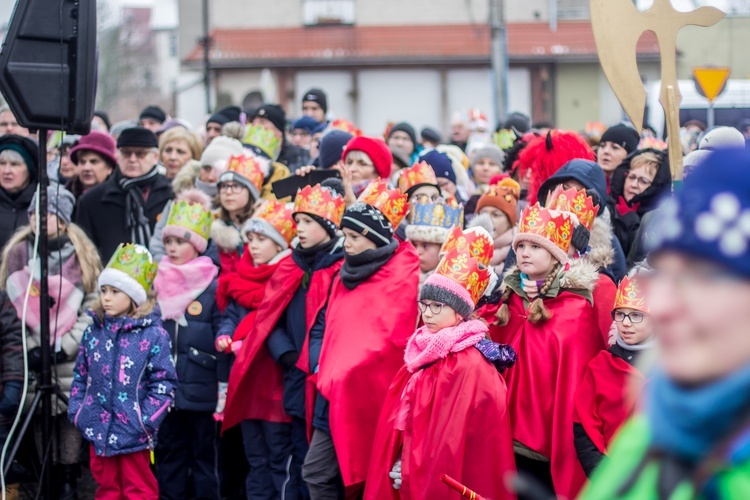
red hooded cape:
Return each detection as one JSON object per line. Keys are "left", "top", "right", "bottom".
{"left": 573, "top": 350, "right": 645, "bottom": 453}
{"left": 592, "top": 274, "right": 617, "bottom": 345}
{"left": 489, "top": 289, "right": 603, "bottom": 499}
{"left": 364, "top": 348, "right": 516, "bottom": 500}
{"left": 222, "top": 254, "right": 342, "bottom": 431}
{"left": 317, "top": 241, "right": 419, "bottom": 488}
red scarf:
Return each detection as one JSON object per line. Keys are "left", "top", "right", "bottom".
{"left": 216, "top": 251, "right": 281, "bottom": 312}
{"left": 616, "top": 195, "right": 640, "bottom": 216}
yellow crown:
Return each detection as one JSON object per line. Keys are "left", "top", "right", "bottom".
{"left": 358, "top": 178, "right": 409, "bottom": 228}
{"left": 243, "top": 124, "right": 282, "bottom": 160}
{"left": 226, "top": 154, "right": 265, "bottom": 195}
{"left": 546, "top": 185, "right": 597, "bottom": 231}
{"left": 165, "top": 199, "right": 212, "bottom": 241}
{"left": 440, "top": 225, "right": 494, "bottom": 267}
{"left": 518, "top": 203, "right": 575, "bottom": 256}
{"left": 434, "top": 249, "right": 491, "bottom": 306}
{"left": 252, "top": 200, "right": 297, "bottom": 246}
{"left": 614, "top": 275, "right": 649, "bottom": 313}
{"left": 397, "top": 161, "right": 439, "bottom": 194}
{"left": 293, "top": 183, "right": 346, "bottom": 226}
{"left": 409, "top": 197, "right": 464, "bottom": 229}
{"left": 488, "top": 176, "right": 521, "bottom": 201}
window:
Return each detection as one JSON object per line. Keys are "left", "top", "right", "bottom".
{"left": 303, "top": 0, "right": 355, "bottom": 26}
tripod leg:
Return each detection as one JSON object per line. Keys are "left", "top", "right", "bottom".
{"left": 3, "top": 390, "right": 42, "bottom": 477}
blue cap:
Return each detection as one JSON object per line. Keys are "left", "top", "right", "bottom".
{"left": 318, "top": 130, "right": 354, "bottom": 169}
{"left": 291, "top": 115, "right": 320, "bottom": 134}
{"left": 420, "top": 150, "right": 456, "bottom": 185}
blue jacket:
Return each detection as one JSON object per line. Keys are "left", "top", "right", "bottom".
{"left": 68, "top": 311, "right": 177, "bottom": 457}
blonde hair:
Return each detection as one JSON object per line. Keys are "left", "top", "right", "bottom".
{"left": 159, "top": 127, "right": 203, "bottom": 162}
{"left": 630, "top": 151, "right": 660, "bottom": 177}
{"left": 91, "top": 291, "right": 156, "bottom": 322}
{"left": 345, "top": 150, "right": 374, "bottom": 166}
{"left": 494, "top": 262, "right": 562, "bottom": 326}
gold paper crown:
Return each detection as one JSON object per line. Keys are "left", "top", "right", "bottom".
{"left": 397, "top": 161, "right": 439, "bottom": 194}
{"left": 440, "top": 225, "right": 494, "bottom": 267}
{"left": 226, "top": 154, "right": 265, "bottom": 194}
{"left": 106, "top": 244, "right": 157, "bottom": 293}
{"left": 546, "top": 185, "right": 597, "bottom": 231}
{"left": 358, "top": 178, "right": 409, "bottom": 228}
{"left": 165, "top": 200, "right": 212, "bottom": 241}
{"left": 518, "top": 203, "right": 575, "bottom": 256}
{"left": 488, "top": 176, "right": 521, "bottom": 201}
{"left": 409, "top": 197, "right": 464, "bottom": 229}
{"left": 434, "top": 249, "right": 491, "bottom": 305}
{"left": 614, "top": 275, "right": 649, "bottom": 313}
{"left": 252, "top": 200, "right": 297, "bottom": 246}
{"left": 243, "top": 124, "right": 282, "bottom": 160}
{"left": 293, "top": 183, "right": 346, "bottom": 226}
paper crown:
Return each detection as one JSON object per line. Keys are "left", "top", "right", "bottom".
{"left": 434, "top": 249, "right": 491, "bottom": 306}
{"left": 546, "top": 185, "right": 596, "bottom": 231}
{"left": 226, "top": 154, "right": 264, "bottom": 193}
{"left": 492, "top": 129, "right": 517, "bottom": 150}
{"left": 165, "top": 200, "right": 212, "bottom": 239}
{"left": 440, "top": 225, "right": 494, "bottom": 267}
{"left": 293, "top": 183, "right": 346, "bottom": 226}
{"left": 614, "top": 275, "right": 649, "bottom": 313}
{"left": 398, "top": 161, "right": 439, "bottom": 194}
{"left": 358, "top": 178, "right": 409, "bottom": 228}
{"left": 518, "top": 203, "right": 575, "bottom": 258}
{"left": 409, "top": 197, "right": 464, "bottom": 229}
{"left": 252, "top": 200, "right": 296, "bottom": 246}
{"left": 487, "top": 176, "right": 521, "bottom": 201}
{"left": 329, "top": 118, "right": 362, "bottom": 137}
{"left": 105, "top": 244, "right": 158, "bottom": 294}
{"left": 243, "top": 124, "right": 282, "bottom": 160}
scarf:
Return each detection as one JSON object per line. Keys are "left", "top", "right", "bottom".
{"left": 154, "top": 255, "right": 218, "bottom": 322}
{"left": 195, "top": 178, "right": 218, "bottom": 199}
{"left": 646, "top": 363, "right": 750, "bottom": 464}
{"left": 616, "top": 195, "right": 641, "bottom": 216}
{"left": 519, "top": 272, "right": 544, "bottom": 300}
{"left": 404, "top": 319, "right": 488, "bottom": 373}
{"left": 216, "top": 250, "right": 287, "bottom": 312}
{"left": 615, "top": 329, "right": 657, "bottom": 352}
{"left": 340, "top": 239, "right": 397, "bottom": 290}
{"left": 117, "top": 167, "right": 160, "bottom": 246}
{"left": 491, "top": 228, "right": 515, "bottom": 275}
{"left": 292, "top": 236, "right": 343, "bottom": 287}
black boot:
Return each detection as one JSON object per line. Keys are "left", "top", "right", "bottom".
{"left": 58, "top": 464, "right": 79, "bottom": 500}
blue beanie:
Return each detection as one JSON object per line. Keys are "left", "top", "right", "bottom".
{"left": 318, "top": 129, "right": 354, "bottom": 169}
{"left": 420, "top": 150, "right": 456, "bottom": 184}
{"left": 291, "top": 116, "right": 319, "bottom": 134}
{"left": 650, "top": 148, "right": 750, "bottom": 278}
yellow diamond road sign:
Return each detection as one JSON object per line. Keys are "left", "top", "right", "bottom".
{"left": 693, "top": 67, "right": 731, "bottom": 102}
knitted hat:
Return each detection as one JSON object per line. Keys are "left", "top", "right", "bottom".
{"left": 293, "top": 181, "right": 346, "bottom": 237}
{"left": 243, "top": 200, "right": 296, "bottom": 250}
{"left": 600, "top": 124, "right": 640, "bottom": 154}
{"left": 28, "top": 183, "right": 76, "bottom": 225}
{"left": 650, "top": 147, "right": 750, "bottom": 279}
{"left": 387, "top": 122, "right": 417, "bottom": 148}
{"left": 513, "top": 204, "right": 577, "bottom": 263}
{"left": 302, "top": 88, "right": 328, "bottom": 114}
{"left": 318, "top": 129, "right": 354, "bottom": 169}
{"left": 342, "top": 136, "right": 393, "bottom": 179}
{"left": 162, "top": 193, "right": 213, "bottom": 253}
{"left": 476, "top": 176, "right": 521, "bottom": 226}
{"left": 93, "top": 110, "right": 111, "bottom": 130}
{"left": 117, "top": 127, "right": 158, "bottom": 149}
{"left": 613, "top": 274, "right": 648, "bottom": 313}
{"left": 471, "top": 145, "right": 505, "bottom": 169}
{"left": 139, "top": 105, "right": 167, "bottom": 124}
{"left": 98, "top": 244, "right": 157, "bottom": 306}
{"left": 421, "top": 127, "right": 441, "bottom": 144}
{"left": 0, "top": 134, "right": 39, "bottom": 181}
{"left": 70, "top": 131, "right": 117, "bottom": 168}
{"left": 207, "top": 113, "right": 229, "bottom": 127}
{"left": 218, "top": 155, "right": 264, "bottom": 201}
{"left": 291, "top": 116, "right": 319, "bottom": 134}
{"left": 698, "top": 126, "right": 746, "bottom": 150}
{"left": 251, "top": 104, "right": 286, "bottom": 134}
{"left": 420, "top": 249, "right": 491, "bottom": 319}
{"left": 217, "top": 106, "right": 243, "bottom": 124}
{"left": 421, "top": 150, "right": 456, "bottom": 185}
{"left": 200, "top": 136, "right": 244, "bottom": 167}
{"left": 341, "top": 202, "right": 394, "bottom": 247}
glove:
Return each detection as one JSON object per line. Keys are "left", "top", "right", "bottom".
{"left": 571, "top": 224, "right": 591, "bottom": 254}
{"left": 214, "top": 382, "right": 229, "bottom": 422}
{"left": 389, "top": 459, "right": 402, "bottom": 490}
{"left": 279, "top": 351, "right": 299, "bottom": 371}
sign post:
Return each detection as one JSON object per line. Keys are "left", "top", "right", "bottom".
{"left": 693, "top": 66, "right": 731, "bottom": 128}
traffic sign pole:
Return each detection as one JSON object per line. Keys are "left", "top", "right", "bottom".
{"left": 708, "top": 100, "right": 715, "bottom": 128}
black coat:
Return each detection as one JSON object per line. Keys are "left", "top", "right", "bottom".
{"left": 0, "top": 291, "right": 24, "bottom": 425}
{"left": 75, "top": 170, "right": 173, "bottom": 261}
{"left": 0, "top": 183, "right": 36, "bottom": 253}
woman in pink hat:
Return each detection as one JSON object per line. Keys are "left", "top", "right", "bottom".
{"left": 67, "top": 131, "right": 117, "bottom": 201}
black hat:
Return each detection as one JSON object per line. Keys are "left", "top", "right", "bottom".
{"left": 600, "top": 124, "right": 640, "bottom": 154}
{"left": 117, "top": 127, "right": 158, "bottom": 149}
{"left": 341, "top": 202, "right": 393, "bottom": 247}
{"left": 502, "top": 112, "right": 531, "bottom": 135}
{"left": 207, "top": 113, "right": 229, "bottom": 127}
{"left": 420, "top": 127, "right": 441, "bottom": 144}
{"left": 302, "top": 88, "right": 328, "bottom": 114}
{"left": 318, "top": 130, "right": 354, "bottom": 169}
{"left": 93, "top": 110, "right": 111, "bottom": 130}
{"left": 217, "top": 105, "right": 242, "bottom": 123}
{"left": 251, "top": 104, "right": 286, "bottom": 134}
{"left": 388, "top": 122, "right": 417, "bottom": 148}
{"left": 138, "top": 105, "right": 167, "bottom": 124}
{"left": 0, "top": 134, "right": 39, "bottom": 181}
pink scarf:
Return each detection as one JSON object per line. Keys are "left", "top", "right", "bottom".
{"left": 154, "top": 256, "right": 218, "bottom": 320}
{"left": 403, "top": 319, "right": 488, "bottom": 373}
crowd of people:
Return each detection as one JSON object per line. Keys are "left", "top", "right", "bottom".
{"left": 0, "top": 87, "right": 748, "bottom": 500}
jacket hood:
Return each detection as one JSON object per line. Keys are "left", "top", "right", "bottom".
{"left": 582, "top": 208, "right": 616, "bottom": 271}
{"left": 502, "top": 256, "right": 600, "bottom": 302}
{"left": 609, "top": 148, "right": 672, "bottom": 213}
{"left": 210, "top": 218, "right": 242, "bottom": 253}
{"left": 537, "top": 159, "right": 607, "bottom": 214}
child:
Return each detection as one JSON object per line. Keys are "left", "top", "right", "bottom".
{"left": 152, "top": 193, "right": 223, "bottom": 499}
{"left": 475, "top": 175, "right": 520, "bottom": 276}
{"left": 490, "top": 203, "right": 603, "bottom": 499}
{"left": 303, "top": 181, "right": 419, "bottom": 497}
{"left": 397, "top": 161, "right": 442, "bottom": 202}
{"left": 574, "top": 269, "right": 654, "bottom": 477}
{"left": 365, "top": 249, "right": 517, "bottom": 499}
{"left": 222, "top": 179, "right": 346, "bottom": 499}
{"left": 68, "top": 243, "right": 177, "bottom": 499}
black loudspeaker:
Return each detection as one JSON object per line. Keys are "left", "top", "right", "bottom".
{"left": 0, "top": 0, "right": 97, "bottom": 135}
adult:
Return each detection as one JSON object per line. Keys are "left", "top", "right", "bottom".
{"left": 250, "top": 104, "right": 306, "bottom": 173}
{"left": 420, "top": 127, "right": 441, "bottom": 149}
{"left": 0, "top": 107, "right": 29, "bottom": 137}
{"left": 596, "top": 124, "right": 640, "bottom": 181}
{"left": 92, "top": 110, "right": 111, "bottom": 133}
{"left": 138, "top": 105, "right": 168, "bottom": 132}
{"left": 301, "top": 88, "right": 328, "bottom": 124}
{"left": 0, "top": 134, "right": 38, "bottom": 251}
{"left": 67, "top": 131, "right": 117, "bottom": 201}
{"left": 205, "top": 114, "right": 228, "bottom": 147}
{"left": 450, "top": 111, "right": 469, "bottom": 151}
{"left": 316, "top": 129, "right": 354, "bottom": 170}
{"left": 470, "top": 145, "right": 505, "bottom": 194}
{"left": 75, "top": 127, "right": 172, "bottom": 261}
{"left": 290, "top": 116, "right": 318, "bottom": 150}
{"left": 386, "top": 122, "right": 419, "bottom": 163}
{"left": 158, "top": 127, "right": 202, "bottom": 179}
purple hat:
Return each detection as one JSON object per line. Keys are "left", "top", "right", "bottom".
{"left": 69, "top": 131, "right": 117, "bottom": 168}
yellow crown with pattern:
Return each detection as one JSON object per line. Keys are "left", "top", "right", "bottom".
{"left": 518, "top": 203, "right": 575, "bottom": 256}
{"left": 243, "top": 124, "right": 282, "bottom": 160}
{"left": 397, "top": 161, "right": 439, "bottom": 194}
{"left": 614, "top": 275, "right": 649, "bottom": 313}
{"left": 225, "top": 154, "right": 264, "bottom": 194}
{"left": 293, "top": 183, "right": 346, "bottom": 226}
{"left": 358, "top": 178, "right": 410, "bottom": 228}
{"left": 105, "top": 244, "right": 158, "bottom": 294}
{"left": 434, "top": 249, "right": 491, "bottom": 305}
{"left": 546, "top": 185, "right": 597, "bottom": 231}
{"left": 409, "top": 196, "right": 464, "bottom": 229}
{"left": 440, "top": 225, "right": 494, "bottom": 267}
{"left": 251, "top": 200, "right": 297, "bottom": 247}
{"left": 165, "top": 199, "right": 212, "bottom": 239}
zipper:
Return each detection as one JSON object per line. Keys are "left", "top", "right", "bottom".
{"left": 173, "top": 323, "right": 179, "bottom": 364}
{"left": 73, "top": 380, "right": 90, "bottom": 428}
{"left": 134, "top": 360, "right": 152, "bottom": 444}
{"left": 103, "top": 329, "right": 120, "bottom": 456}
{"left": 190, "top": 347, "right": 216, "bottom": 360}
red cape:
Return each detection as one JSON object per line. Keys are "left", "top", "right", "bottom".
{"left": 573, "top": 350, "right": 645, "bottom": 453}
{"left": 592, "top": 274, "right": 617, "bottom": 345}
{"left": 317, "top": 241, "right": 420, "bottom": 487}
{"left": 489, "top": 290, "right": 603, "bottom": 499}
{"left": 364, "top": 348, "right": 516, "bottom": 500}
{"left": 222, "top": 253, "right": 342, "bottom": 431}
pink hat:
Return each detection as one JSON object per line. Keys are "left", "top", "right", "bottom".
{"left": 342, "top": 136, "right": 393, "bottom": 179}
{"left": 70, "top": 131, "right": 117, "bottom": 168}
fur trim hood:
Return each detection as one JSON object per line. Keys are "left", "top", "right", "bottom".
{"left": 406, "top": 225, "right": 450, "bottom": 245}
{"left": 583, "top": 210, "right": 616, "bottom": 271}
{"left": 502, "top": 257, "right": 600, "bottom": 298}
{"left": 172, "top": 159, "right": 202, "bottom": 195}
{"left": 210, "top": 218, "right": 242, "bottom": 253}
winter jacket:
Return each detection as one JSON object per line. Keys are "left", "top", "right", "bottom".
{"left": 0, "top": 291, "right": 23, "bottom": 426}
{"left": 68, "top": 311, "right": 177, "bottom": 457}
{"left": 261, "top": 161, "right": 292, "bottom": 202}
{"left": 75, "top": 171, "right": 173, "bottom": 261}
{"left": 276, "top": 142, "right": 306, "bottom": 175}
{"left": 0, "top": 183, "right": 36, "bottom": 253}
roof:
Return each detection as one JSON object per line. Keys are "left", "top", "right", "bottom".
{"left": 184, "top": 21, "right": 661, "bottom": 67}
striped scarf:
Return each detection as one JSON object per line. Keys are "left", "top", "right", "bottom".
{"left": 117, "top": 167, "right": 159, "bottom": 246}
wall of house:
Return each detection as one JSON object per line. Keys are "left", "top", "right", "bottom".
{"left": 676, "top": 16, "right": 750, "bottom": 80}
{"left": 555, "top": 63, "right": 600, "bottom": 131}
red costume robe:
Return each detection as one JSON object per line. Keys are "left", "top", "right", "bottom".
{"left": 574, "top": 349, "right": 645, "bottom": 453}
{"left": 317, "top": 241, "right": 419, "bottom": 489}
{"left": 365, "top": 348, "right": 516, "bottom": 500}
{"left": 592, "top": 274, "right": 617, "bottom": 345}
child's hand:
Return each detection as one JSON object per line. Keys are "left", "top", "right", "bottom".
{"left": 215, "top": 335, "right": 232, "bottom": 353}
{"left": 389, "top": 459, "right": 402, "bottom": 490}
{"left": 332, "top": 162, "right": 357, "bottom": 207}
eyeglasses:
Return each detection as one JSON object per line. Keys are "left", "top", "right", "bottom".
{"left": 417, "top": 300, "right": 446, "bottom": 315}
{"left": 612, "top": 311, "right": 645, "bottom": 324}
{"left": 219, "top": 182, "right": 245, "bottom": 193}
{"left": 411, "top": 193, "right": 441, "bottom": 203}
{"left": 625, "top": 173, "right": 653, "bottom": 188}
{"left": 120, "top": 149, "right": 153, "bottom": 159}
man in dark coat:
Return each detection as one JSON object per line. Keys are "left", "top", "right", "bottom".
{"left": 76, "top": 127, "right": 173, "bottom": 261}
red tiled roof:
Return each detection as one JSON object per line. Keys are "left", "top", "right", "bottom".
{"left": 185, "top": 21, "right": 660, "bottom": 66}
